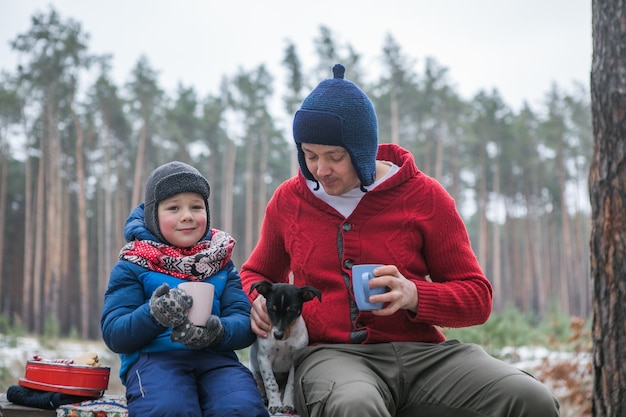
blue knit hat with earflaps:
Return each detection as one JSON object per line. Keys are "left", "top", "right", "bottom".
{"left": 144, "top": 161, "right": 211, "bottom": 245}
{"left": 293, "top": 64, "right": 379, "bottom": 188}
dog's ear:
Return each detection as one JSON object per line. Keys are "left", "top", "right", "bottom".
{"left": 300, "top": 286, "right": 322, "bottom": 303}
{"left": 250, "top": 280, "right": 272, "bottom": 296}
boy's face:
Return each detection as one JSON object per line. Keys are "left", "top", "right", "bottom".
{"left": 301, "top": 143, "right": 360, "bottom": 195}
{"left": 157, "top": 192, "right": 207, "bottom": 247}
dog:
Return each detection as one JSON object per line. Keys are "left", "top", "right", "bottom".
{"left": 249, "top": 281, "right": 322, "bottom": 415}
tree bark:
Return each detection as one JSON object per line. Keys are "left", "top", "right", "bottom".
{"left": 21, "top": 121, "right": 34, "bottom": 328}
{"left": 43, "top": 104, "right": 62, "bottom": 333}
{"left": 70, "top": 97, "right": 90, "bottom": 338}
{"left": 491, "top": 158, "right": 501, "bottom": 311}
{"left": 244, "top": 131, "right": 254, "bottom": 255}
{"left": 0, "top": 124, "right": 8, "bottom": 316}
{"left": 100, "top": 117, "right": 113, "bottom": 315}
{"left": 390, "top": 86, "right": 399, "bottom": 144}
{"left": 557, "top": 150, "right": 572, "bottom": 314}
{"left": 256, "top": 128, "right": 269, "bottom": 241}
{"left": 131, "top": 110, "right": 148, "bottom": 209}
{"left": 476, "top": 141, "right": 489, "bottom": 274}
{"left": 221, "top": 138, "right": 236, "bottom": 234}
{"left": 589, "top": 0, "right": 626, "bottom": 415}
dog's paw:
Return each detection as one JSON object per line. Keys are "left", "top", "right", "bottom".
{"left": 280, "top": 405, "right": 297, "bottom": 414}
{"left": 267, "top": 404, "right": 283, "bottom": 414}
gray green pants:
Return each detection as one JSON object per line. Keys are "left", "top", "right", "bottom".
{"left": 293, "top": 341, "right": 559, "bottom": 417}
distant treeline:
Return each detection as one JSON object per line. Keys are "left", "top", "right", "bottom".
{"left": 0, "top": 7, "right": 591, "bottom": 339}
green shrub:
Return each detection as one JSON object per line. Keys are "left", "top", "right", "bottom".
{"left": 68, "top": 327, "right": 80, "bottom": 340}
{"left": 0, "top": 314, "right": 27, "bottom": 337}
{"left": 40, "top": 317, "right": 61, "bottom": 348}
{"left": 537, "top": 302, "right": 583, "bottom": 349}
{"left": 441, "top": 306, "right": 586, "bottom": 355}
{"left": 0, "top": 314, "right": 10, "bottom": 334}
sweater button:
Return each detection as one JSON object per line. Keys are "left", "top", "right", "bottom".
{"left": 344, "top": 259, "right": 354, "bottom": 269}
{"left": 342, "top": 223, "right": 352, "bottom": 231}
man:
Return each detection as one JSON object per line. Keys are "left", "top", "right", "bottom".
{"left": 241, "top": 64, "right": 559, "bottom": 417}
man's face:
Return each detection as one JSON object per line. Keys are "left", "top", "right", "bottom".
{"left": 301, "top": 143, "right": 360, "bottom": 195}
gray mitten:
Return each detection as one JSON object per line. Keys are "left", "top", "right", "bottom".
{"left": 149, "top": 283, "right": 193, "bottom": 328}
{"left": 170, "top": 315, "right": 224, "bottom": 349}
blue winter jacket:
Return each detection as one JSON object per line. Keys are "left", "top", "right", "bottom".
{"left": 101, "top": 204, "right": 256, "bottom": 385}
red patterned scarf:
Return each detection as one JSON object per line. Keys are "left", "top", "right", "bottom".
{"left": 119, "top": 229, "right": 235, "bottom": 281}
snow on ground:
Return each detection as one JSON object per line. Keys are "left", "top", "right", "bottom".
{"left": 500, "top": 345, "right": 576, "bottom": 369}
{"left": 1, "top": 335, "right": 592, "bottom": 416}
{"left": 0, "top": 334, "right": 125, "bottom": 394}
{"left": 0, "top": 335, "right": 119, "bottom": 367}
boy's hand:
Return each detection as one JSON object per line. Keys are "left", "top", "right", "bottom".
{"left": 149, "top": 283, "right": 193, "bottom": 328}
{"left": 170, "top": 316, "right": 224, "bottom": 349}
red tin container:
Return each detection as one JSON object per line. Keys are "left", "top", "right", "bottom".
{"left": 18, "top": 360, "right": 110, "bottom": 397}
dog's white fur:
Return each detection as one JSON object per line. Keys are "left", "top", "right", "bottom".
{"left": 250, "top": 316, "right": 309, "bottom": 414}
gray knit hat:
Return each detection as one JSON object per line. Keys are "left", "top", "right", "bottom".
{"left": 293, "top": 64, "right": 378, "bottom": 187}
{"left": 144, "top": 161, "right": 211, "bottom": 244}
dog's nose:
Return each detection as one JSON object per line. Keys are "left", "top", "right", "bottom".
{"left": 274, "top": 330, "right": 285, "bottom": 340}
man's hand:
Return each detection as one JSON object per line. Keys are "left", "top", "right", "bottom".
{"left": 368, "top": 265, "right": 418, "bottom": 316}
{"left": 250, "top": 294, "right": 271, "bottom": 338}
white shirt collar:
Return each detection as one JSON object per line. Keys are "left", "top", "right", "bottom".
{"left": 308, "top": 161, "right": 399, "bottom": 218}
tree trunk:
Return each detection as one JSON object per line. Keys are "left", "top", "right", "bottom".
{"left": 100, "top": 118, "right": 113, "bottom": 313}
{"left": 114, "top": 161, "right": 130, "bottom": 251}
{"left": 589, "top": 0, "right": 626, "bottom": 414}
{"left": 491, "top": 158, "right": 501, "bottom": 311}
{"left": 205, "top": 138, "right": 217, "bottom": 226}
{"left": 390, "top": 86, "right": 399, "bottom": 144}
{"left": 557, "top": 150, "right": 572, "bottom": 314}
{"left": 33, "top": 154, "right": 45, "bottom": 333}
{"left": 43, "top": 104, "right": 62, "bottom": 333}
{"left": 290, "top": 142, "right": 298, "bottom": 179}
{"left": 434, "top": 126, "right": 444, "bottom": 181}
{"left": 256, "top": 129, "right": 269, "bottom": 241}
{"left": 70, "top": 98, "right": 90, "bottom": 338}
{"left": 0, "top": 125, "right": 8, "bottom": 316}
{"left": 476, "top": 143, "right": 489, "bottom": 273}
{"left": 59, "top": 176, "right": 70, "bottom": 333}
{"left": 21, "top": 123, "right": 34, "bottom": 329}
{"left": 537, "top": 215, "right": 548, "bottom": 313}
{"left": 131, "top": 110, "right": 148, "bottom": 209}
{"left": 505, "top": 216, "right": 519, "bottom": 310}
{"left": 574, "top": 213, "right": 591, "bottom": 317}
{"left": 221, "top": 138, "right": 236, "bottom": 234}
{"left": 244, "top": 131, "right": 254, "bottom": 255}
{"left": 32, "top": 103, "right": 50, "bottom": 334}
{"left": 521, "top": 215, "right": 534, "bottom": 311}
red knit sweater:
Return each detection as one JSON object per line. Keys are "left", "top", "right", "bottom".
{"left": 241, "top": 143, "right": 492, "bottom": 345}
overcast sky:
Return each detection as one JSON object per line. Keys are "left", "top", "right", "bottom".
{"left": 1, "top": 0, "right": 592, "bottom": 114}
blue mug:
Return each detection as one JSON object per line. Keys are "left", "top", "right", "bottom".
{"left": 352, "top": 264, "right": 387, "bottom": 310}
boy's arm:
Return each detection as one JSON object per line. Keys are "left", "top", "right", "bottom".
{"left": 101, "top": 261, "right": 165, "bottom": 353}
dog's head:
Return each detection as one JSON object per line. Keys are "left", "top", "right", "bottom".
{"left": 250, "top": 281, "right": 322, "bottom": 340}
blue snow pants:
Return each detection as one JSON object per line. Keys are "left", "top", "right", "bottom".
{"left": 124, "top": 350, "right": 268, "bottom": 417}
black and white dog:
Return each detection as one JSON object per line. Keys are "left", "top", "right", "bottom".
{"left": 249, "top": 281, "right": 322, "bottom": 414}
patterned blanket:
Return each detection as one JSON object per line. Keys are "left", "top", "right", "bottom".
{"left": 56, "top": 395, "right": 127, "bottom": 417}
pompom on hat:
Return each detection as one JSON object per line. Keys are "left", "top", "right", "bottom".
{"left": 293, "top": 64, "right": 379, "bottom": 187}
{"left": 144, "top": 161, "right": 211, "bottom": 244}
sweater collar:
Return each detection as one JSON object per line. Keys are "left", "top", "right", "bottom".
{"left": 297, "top": 143, "right": 419, "bottom": 192}
{"left": 295, "top": 143, "right": 421, "bottom": 217}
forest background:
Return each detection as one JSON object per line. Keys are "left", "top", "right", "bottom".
{"left": 0, "top": 5, "right": 591, "bottom": 342}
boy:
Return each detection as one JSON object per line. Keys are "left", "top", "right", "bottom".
{"left": 102, "top": 161, "right": 268, "bottom": 417}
